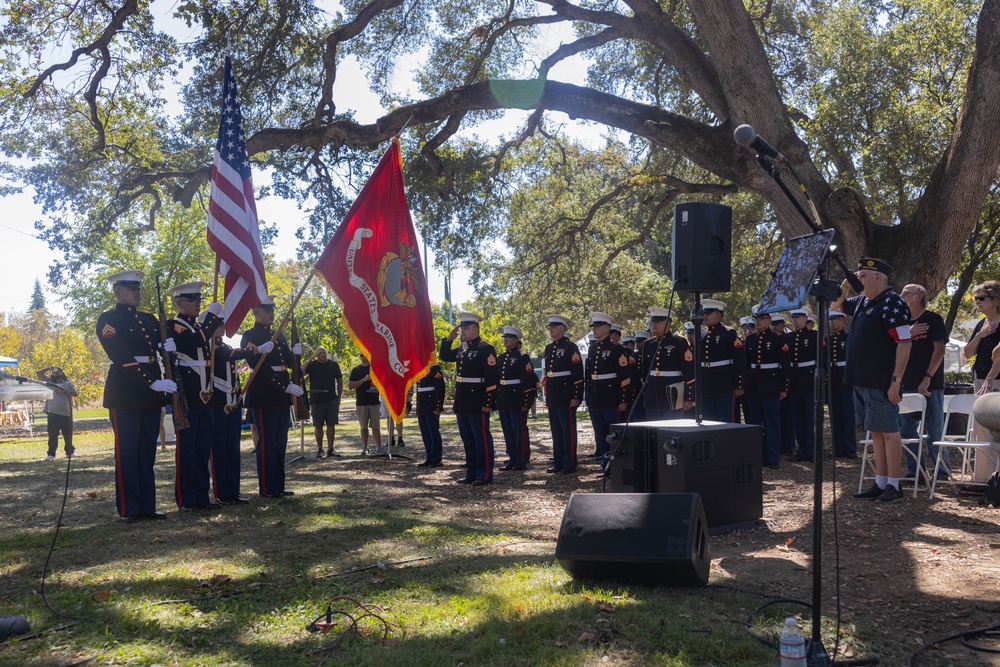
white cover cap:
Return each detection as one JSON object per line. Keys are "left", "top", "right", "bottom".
{"left": 648, "top": 306, "right": 673, "bottom": 319}
{"left": 256, "top": 295, "right": 278, "bottom": 307}
{"left": 771, "top": 312, "right": 786, "bottom": 322}
{"left": 457, "top": 312, "right": 483, "bottom": 325}
{"left": 790, "top": 308, "right": 809, "bottom": 317}
{"left": 702, "top": 299, "right": 726, "bottom": 311}
{"left": 546, "top": 314, "right": 571, "bottom": 328}
{"left": 828, "top": 309, "right": 845, "bottom": 319}
{"left": 169, "top": 281, "right": 205, "bottom": 298}
{"left": 589, "top": 312, "right": 615, "bottom": 326}
{"left": 501, "top": 325, "right": 523, "bottom": 338}
{"left": 108, "top": 270, "right": 144, "bottom": 286}
{"left": 634, "top": 330, "right": 650, "bottom": 340}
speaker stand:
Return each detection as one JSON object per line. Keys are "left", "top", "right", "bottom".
{"left": 690, "top": 293, "right": 705, "bottom": 426}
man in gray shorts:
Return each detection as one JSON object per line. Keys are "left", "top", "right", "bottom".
{"left": 304, "top": 346, "right": 343, "bottom": 458}
{"left": 347, "top": 356, "right": 382, "bottom": 455}
{"left": 833, "top": 257, "right": 912, "bottom": 504}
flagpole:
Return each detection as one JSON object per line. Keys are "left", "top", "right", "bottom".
{"left": 239, "top": 270, "right": 316, "bottom": 400}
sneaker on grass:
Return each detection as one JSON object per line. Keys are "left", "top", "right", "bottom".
{"left": 876, "top": 484, "right": 903, "bottom": 504}
{"left": 44, "top": 455, "right": 56, "bottom": 461}
{"left": 854, "top": 483, "right": 884, "bottom": 500}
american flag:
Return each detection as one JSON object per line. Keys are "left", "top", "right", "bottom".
{"left": 206, "top": 55, "right": 268, "bottom": 337}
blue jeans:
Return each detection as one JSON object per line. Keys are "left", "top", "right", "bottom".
{"left": 900, "top": 389, "right": 949, "bottom": 477}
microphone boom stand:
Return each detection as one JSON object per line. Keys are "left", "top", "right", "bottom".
{"left": 752, "top": 154, "right": 872, "bottom": 667}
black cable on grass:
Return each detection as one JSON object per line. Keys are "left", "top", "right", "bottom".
{"left": 907, "top": 622, "right": 1000, "bottom": 665}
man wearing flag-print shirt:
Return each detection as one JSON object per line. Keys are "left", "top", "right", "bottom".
{"left": 833, "top": 257, "right": 912, "bottom": 505}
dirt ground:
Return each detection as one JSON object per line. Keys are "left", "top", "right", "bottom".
{"left": 328, "top": 414, "right": 1000, "bottom": 667}
{"left": 37, "top": 412, "right": 1000, "bottom": 665}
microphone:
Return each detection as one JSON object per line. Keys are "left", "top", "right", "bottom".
{"left": 734, "top": 124, "right": 786, "bottom": 163}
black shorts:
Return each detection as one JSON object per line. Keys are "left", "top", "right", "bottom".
{"left": 311, "top": 399, "right": 340, "bottom": 427}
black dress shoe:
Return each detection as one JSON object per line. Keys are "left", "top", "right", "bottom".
{"left": 196, "top": 502, "right": 222, "bottom": 510}
{"left": 456, "top": 478, "right": 474, "bottom": 484}
{"left": 217, "top": 497, "right": 236, "bottom": 505}
{"left": 546, "top": 466, "right": 562, "bottom": 473}
{"left": 140, "top": 512, "right": 168, "bottom": 520}
{"left": 281, "top": 491, "right": 295, "bottom": 496}
{"left": 512, "top": 464, "right": 527, "bottom": 471}
{"left": 561, "top": 468, "right": 577, "bottom": 475}
{"left": 180, "top": 505, "right": 198, "bottom": 512}
{"left": 416, "top": 461, "right": 431, "bottom": 467}
{"left": 430, "top": 460, "right": 443, "bottom": 467}
{"left": 499, "top": 462, "right": 515, "bottom": 471}
{"left": 231, "top": 496, "right": 250, "bottom": 504}
{"left": 119, "top": 515, "right": 139, "bottom": 523}
{"left": 471, "top": 479, "right": 491, "bottom": 487}
{"left": 767, "top": 464, "right": 780, "bottom": 470}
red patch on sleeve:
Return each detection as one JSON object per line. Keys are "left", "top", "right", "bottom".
{"left": 572, "top": 352, "right": 581, "bottom": 363}
{"left": 525, "top": 362, "right": 533, "bottom": 373}
{"left": 782, "top": 344, "right": 790, "bottom": 352}
{"left": 101, "top": 323, "right": 116, "bottom": 338}
{"left": 733, "top": 338, "right": 743, "bottom": 349}
{"left": 487, "top": 355, "right": 497, "bottom": 366}
{"left": 173, "top": 323, "right": 186, "bottom": 334}
{"left": 684, "top": 350, "right": 693, "bottom": 362}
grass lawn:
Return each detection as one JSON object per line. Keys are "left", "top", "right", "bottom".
{"left": 0, "top": 415, "right": 813, "bottom": 666}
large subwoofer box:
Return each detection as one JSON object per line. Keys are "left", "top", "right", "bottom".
{"left": 555, "top": 493, "right": 711, "bottom": 586}
{"left": 653, "top": 421, "right": 763, "bottom": 528}
{"left": 671, "top": 202, "right": 732, "bottom": 292}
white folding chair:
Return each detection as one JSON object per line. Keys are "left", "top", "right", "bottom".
{"left": 928, "top": 394, "right": 1000, "bottom": 499}
{"left": 858, "top": 393, "right": 928, "bottom": 498}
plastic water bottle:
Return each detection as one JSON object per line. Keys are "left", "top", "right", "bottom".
{"left": 779, "top": 617, "right": 806, "bottom": 666}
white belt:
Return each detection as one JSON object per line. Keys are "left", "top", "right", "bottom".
{"left": 214, "top": 378, "right": 232, "bottom": 391}
{"left": 794, "top": 361, "right": 816, "bottom": 368}
{"left": 592, "top": 373, "right": 617, "bottom": 380}
{"left": 417, "top": 386, "right": 437, "bottom": 392}
{"left": 750, "top": 363, "right": 780, "bottom": 369}
{"left": 457, "top": 377, "right": 483, "bottom": 383}
{"left": 500, "top": 379, "right": 521, "bottom": 385}
{"left": 649, "top": 369, "right": 683, "bottom": 378}
{"left": 834, "top": 361, "right": 846, "bottom": 367}
{"left": 547, "top": 371, "right": 572, "bottom": 378}
{"left": 270, "top": 365, "right": 287, "bottom": 372}
{"left": 701, "top": 359, "right": 733, "bottom": 368}
{"left": 113, "top": 355, "right": 158, "bottom": 364}
{"left": 178, "top": 359, "right": 207, "bottom": 367}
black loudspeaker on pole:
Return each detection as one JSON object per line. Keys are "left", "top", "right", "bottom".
{"left": 671, "top": 202, "right": 733, "bottom": 293}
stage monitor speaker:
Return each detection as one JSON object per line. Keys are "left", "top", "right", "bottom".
{"left": 655, "top": 421, "right": 763, "bottom": 528}
{"left": 555, "top": 493, "right": 711, "bottom": 586}
{"left": 671, "top": 202, "right": 732, "bottom": 292}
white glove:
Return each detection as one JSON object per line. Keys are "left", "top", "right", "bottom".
{"left": 207, "top": 301, "right": 222, "bottom": 316}
{"left": 256, "top": 341, "right": 274, "bottom": 354}
{"left": 292, "top": 343, "right": 302, "bottom": 355}
{"left": 284, "top": 383, "right": 304, "bottom": 397}
{"left": 161, "top": 338, "right": 177, "bottom": 353}
{"left": 150, "top": 379, "right": 177, "bottom": 393}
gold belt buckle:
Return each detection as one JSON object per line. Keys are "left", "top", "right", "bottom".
{"left": 547, "top": 371, "right": 554, "bottom": 378}
{"left": 653, "top": 370, "right": 660, "bottom": 377}
{"left": 592, "top": 374, "right": 598, "bottom": 380}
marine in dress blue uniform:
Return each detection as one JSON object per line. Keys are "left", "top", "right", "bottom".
{"left": 167, "top": 282, "right": 223, "bottom": 510}
{"left": 240, "top": 295, "right": 305, "bottom": 498}
{"left": 784, "top": 307, "right": 818, "bottom": 461}
{"left": 439, "top": 312, "right": 499, "bottom": 486}
{"left": 95, "top": 270, "right": 172, "bottom": 522}
{"left": 414, "top": 364, "right": 446, "bottom": 467}
{"left": 543, "top": 314, "right": 584, "bottom": 474}
{"left": 826, "top": 309, "right": 857, "bottom": 458}
{"left": 208, "top": 325, "right": 252, "bottom": 504}
{"left": 640, "top": 307, "right": 695, "bottom": 421}
{"left": 585, "top": 313, "right": 632, "bottom": 473}
{"left": 770, "top": 313, "right": 795, "bottom": 455}
{"left": 744, "top": 307, "right": 790, "bottom": 468}
{"left": 496, "top": 326, "right": 537, "bottom": 471}
{"left": 631, "top": 330, "right": 650, "bottom": 420}
{"left": 698, "top": 299, "right": 746, "bottom": 422}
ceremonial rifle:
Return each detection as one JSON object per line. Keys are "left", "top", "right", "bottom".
{"left": 156, "top": 277, "right": 190, "bottom": 431}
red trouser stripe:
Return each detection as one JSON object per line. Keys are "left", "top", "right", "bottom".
{"left": 519, "top": 411, "right": 530, "bottom": 463}
{"left": 480, "top": 413, "right": 492, "bottom": 481}
{"left": 175, "top": 425, "right": 184, "bottom": 507}
{"left": 111, "top": 409, "right": 127, "bottom": 516}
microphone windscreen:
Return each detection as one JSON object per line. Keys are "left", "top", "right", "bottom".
{"left": 733, "top": 124, "right": 757, "bottom": 147}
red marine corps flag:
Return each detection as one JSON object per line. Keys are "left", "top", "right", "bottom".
{"left": 206, "top": 56, "right": 269, "bottom": 336}
{"left": 314, "top": 137, "right": 436, "bottom": 422}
